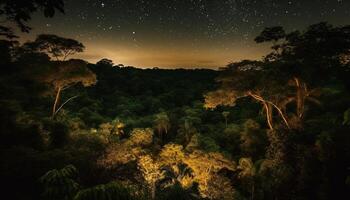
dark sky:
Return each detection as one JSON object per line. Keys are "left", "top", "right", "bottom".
{"left": 18, "top": 0, "right": 350, "bottom": 68}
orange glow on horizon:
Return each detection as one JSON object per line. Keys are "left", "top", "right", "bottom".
{"left": 74, "top": 40, "right": 269, "bottom": 69}
{"left": 18, "top": 31, "right": 269, "bottom": 69}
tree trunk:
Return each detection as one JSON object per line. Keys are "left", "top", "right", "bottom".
{"left": 151, "top": 182, "right": 156, "bottom": 200}
{"left": 248, "top": 91, "right": 290, "bottom": 129}
{"left": 52, "top": 86, "right": 62, "bottom": 118}
{"left": 54, "top": 95, "right": 79, "bottom": 117}
{"left": 264, "top": 102, "right": 274, "bottom": 130}
{"left": 294, "top": 77, "right": 305, "bottom": 119}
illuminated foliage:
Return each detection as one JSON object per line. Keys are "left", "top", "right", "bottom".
{"left": 137, "top": 154, "right": 164, "bottom": 199}
{"left": 204, "top": 89, "right": 237, "bottom": 109}
{"left": 98, "top": 119, "right": 126, "bottom": 142}
{"left": 183, "top": 150, "right": 236, "bottom": 197}
{"left": 205, "top": 174, "right": 235, "bottom": 200}
{"left": 98, "top": 128, "right": 153, "bottom": 167}
{"left": 159, "top": 144, "right": 192, "bottom": 189}
{"left": 159, "top": 144, "right": 185, "bottom": 167}
{"left": 128, "top": 128, "right": 154, "bottom": 147}
{"left": 204, "top": 60, "right": 291, "bottom": 130}
{"left": 99, "top": 142, "right": 143, "bottom": 166}
{"left": 98, "top": 122, "right": 114, "bottom": 136}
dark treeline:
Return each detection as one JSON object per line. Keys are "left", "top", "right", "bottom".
{"left": 1, "top": 0, "right": 350, "bottom": 200}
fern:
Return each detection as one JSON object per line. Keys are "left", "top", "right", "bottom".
{"left": 74, "top": 182, "right": 136, "bottom": 200}
{"left": 40, "top": 165, "right": 79, "bottom": 200}
{"left": 343, "top": 108, "right": 350, "bottom": 125}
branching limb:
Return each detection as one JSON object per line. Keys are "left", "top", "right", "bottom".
{"left": 53, "top": 95, "right": 79, "bottom": 117}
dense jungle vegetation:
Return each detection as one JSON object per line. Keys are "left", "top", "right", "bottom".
{"left": 1, "top": 0, "right": 350, "bottom": 199}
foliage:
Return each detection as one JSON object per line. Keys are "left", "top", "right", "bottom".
{"left": 0, "top": 0, "right": 64, "bottom": 36}
{"left": 343, "top": 108, "right": 350, "bottom": 125}
{"left": 154, "top": 112, "right": 171, "bottom": 141}
{"left": 74, "top": 182, "right": 136, "bottom": 200}
{"left": 138, "top": 155, "right": 164, "bottom": 199}
{"left": 35, "top": 59, "right": 97, "bottom": 117}
{"left": 27, "top": 34, "right": 85, "bottom": 61}
{"left": 40, "top": 165, "right": 79, "bottom": 200}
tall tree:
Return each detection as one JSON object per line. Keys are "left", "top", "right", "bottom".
{"left": 222, "top": 111, "right": 230, "bottom": 128}
{"left": 204, "top": 60, "right": 291, "bottom": 130}
{"left": 27, "top": 34, "right": 85, "bottom": 61}
{"left": 36, "top": 59, "right": 97, "bottom": 118}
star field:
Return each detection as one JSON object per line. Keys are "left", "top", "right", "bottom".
{"left": 21, "top": 0, "right": 350, "bottom": 68}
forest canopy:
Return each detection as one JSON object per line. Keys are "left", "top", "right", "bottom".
{"left": 0, "top": 1, "right": 350, "bottom": 199}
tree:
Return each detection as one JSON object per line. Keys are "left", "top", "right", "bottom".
{"left": 177, "top": 119, "right": 197, "bottom": 146}
{"left": 204, "top": 60, "right": 291, "bottom": 130}
{"left": 97, "top": 119, "right": 125, "bottom": 142}
{"left": 256, "top": 23, "right": 350, "bottom": 86}
{"left": 138, "top": 155, "right": 164, "bottom": 199}
{"left": 222, "top": 111, "right": 230, "bottom": 128}
{"left": 36, "top": 59, "right": 97, "bottom": 118}
{"left": 0, "top": 26, "right": 18, "bottom": 39}
{"left": 154, "top": 112, "right": 171, "bottom": 141}
{"left": 254, "top": 26, "right": 285, "bottom": 44}
{"left": 98, "top": 128, "right": 153, "bottom": 167}
{"left": 0, "top": 0, "right": 64, "bottom": 37}
{"left": 237, "top": 158, "right": 259, "bottom": 200}
{"left": 96, "top": 58, "right": 114, "bottom": 67}
{"left": 0, "top": 40, "right": 18, "bottom": 66}
{"left": 239, "top": 120, "right": 267, "bottom": 160}
{"left": 159, "top": 144, "right": 194, "bottom": 189}
{"left": 183, "top": 150, "right": 235, "bottom": 198}
{"left": 111, "top": 119, "right": 125, "bottom": 136}
{"left": 253, "top": 23, "right": 350, "bottom": 127}
{"left": 28, "top": 34, "right": 85, "bottom": 61}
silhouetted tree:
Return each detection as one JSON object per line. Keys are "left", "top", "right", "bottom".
{"left": 255, "top": 26, "right": 285, "bottom": 44}
{"left": 0, "top": 0, "right": 64, "bottom": 37}
{"left": 0, "top": 39, "right": 18, "bottom": 66}
{"left": 96, "top": 58, "right": 114, "bottom": 67}
{"left": 28, "top": 34, "right": 85, "bottom": 61}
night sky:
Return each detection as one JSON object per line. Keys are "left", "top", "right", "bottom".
{"left": 18, "top": 0, "right": 350, "bottom": 68}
